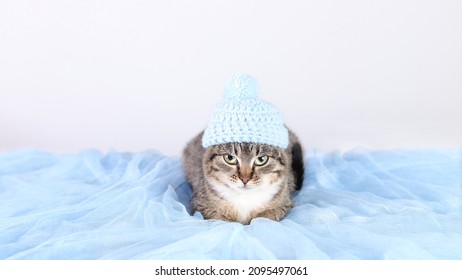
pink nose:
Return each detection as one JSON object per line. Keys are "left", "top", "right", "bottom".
{"left": 240, "top": 176, "right": 250, "bottom": 184}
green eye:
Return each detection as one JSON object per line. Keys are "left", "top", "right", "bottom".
{"left": 254, "top": 155, "right": 269, "bottom": 166}
{"left": 223, "top": 154, "right": 238, "bottom": 165}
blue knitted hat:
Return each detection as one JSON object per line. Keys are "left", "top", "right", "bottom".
{"left": 202, "top": 73, "right": 289, "bottom": 148}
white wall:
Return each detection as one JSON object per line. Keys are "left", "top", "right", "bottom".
{"left": 1, "top": 0, "right": 461, "bottom": 155}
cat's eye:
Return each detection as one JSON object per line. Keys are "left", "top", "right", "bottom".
{"left": 223, "top": 154, "right": 238, "bottom": 165}
{"left": 254, "top": 155, "right": 269, "bottom": 166}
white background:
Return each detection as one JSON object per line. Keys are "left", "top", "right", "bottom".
{"left": 1, "top": 0, "right": 461, "bottom": 156}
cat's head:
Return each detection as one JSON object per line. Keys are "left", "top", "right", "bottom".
{"left": 203, "top": 142, "right": 288, "bottom": 191}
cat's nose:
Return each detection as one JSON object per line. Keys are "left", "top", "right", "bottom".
{"left": 240, "top": 176, "right": 250, "bottom": 184}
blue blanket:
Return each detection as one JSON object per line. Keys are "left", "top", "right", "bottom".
{"left": 1, "top": 148, "right": 461, "bottom": 259}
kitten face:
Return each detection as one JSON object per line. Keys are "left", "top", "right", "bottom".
{"left": 203, "top": 142, "right": 288, "bottom": 192}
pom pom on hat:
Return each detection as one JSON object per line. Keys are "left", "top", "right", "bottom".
{"left": 224, "top": 73, "right": 259, "bottom": 99}
{"left": 202, "top": 73, "right": 289, "bottom": 148}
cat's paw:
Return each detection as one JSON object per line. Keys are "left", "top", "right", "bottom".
{"left": 254, "top": 208, "right": 289, "bottom": 222}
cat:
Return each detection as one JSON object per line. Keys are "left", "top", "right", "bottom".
{"left": 182, "top": 129, "right": 304, "bottom": 224}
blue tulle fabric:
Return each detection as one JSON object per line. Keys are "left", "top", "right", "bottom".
{"left": 1, "top": 148, "right": 461, "bottom": 259}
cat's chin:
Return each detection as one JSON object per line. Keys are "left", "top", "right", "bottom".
{"left": 232, "top": 184, "right": 257, "bottom": 191}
